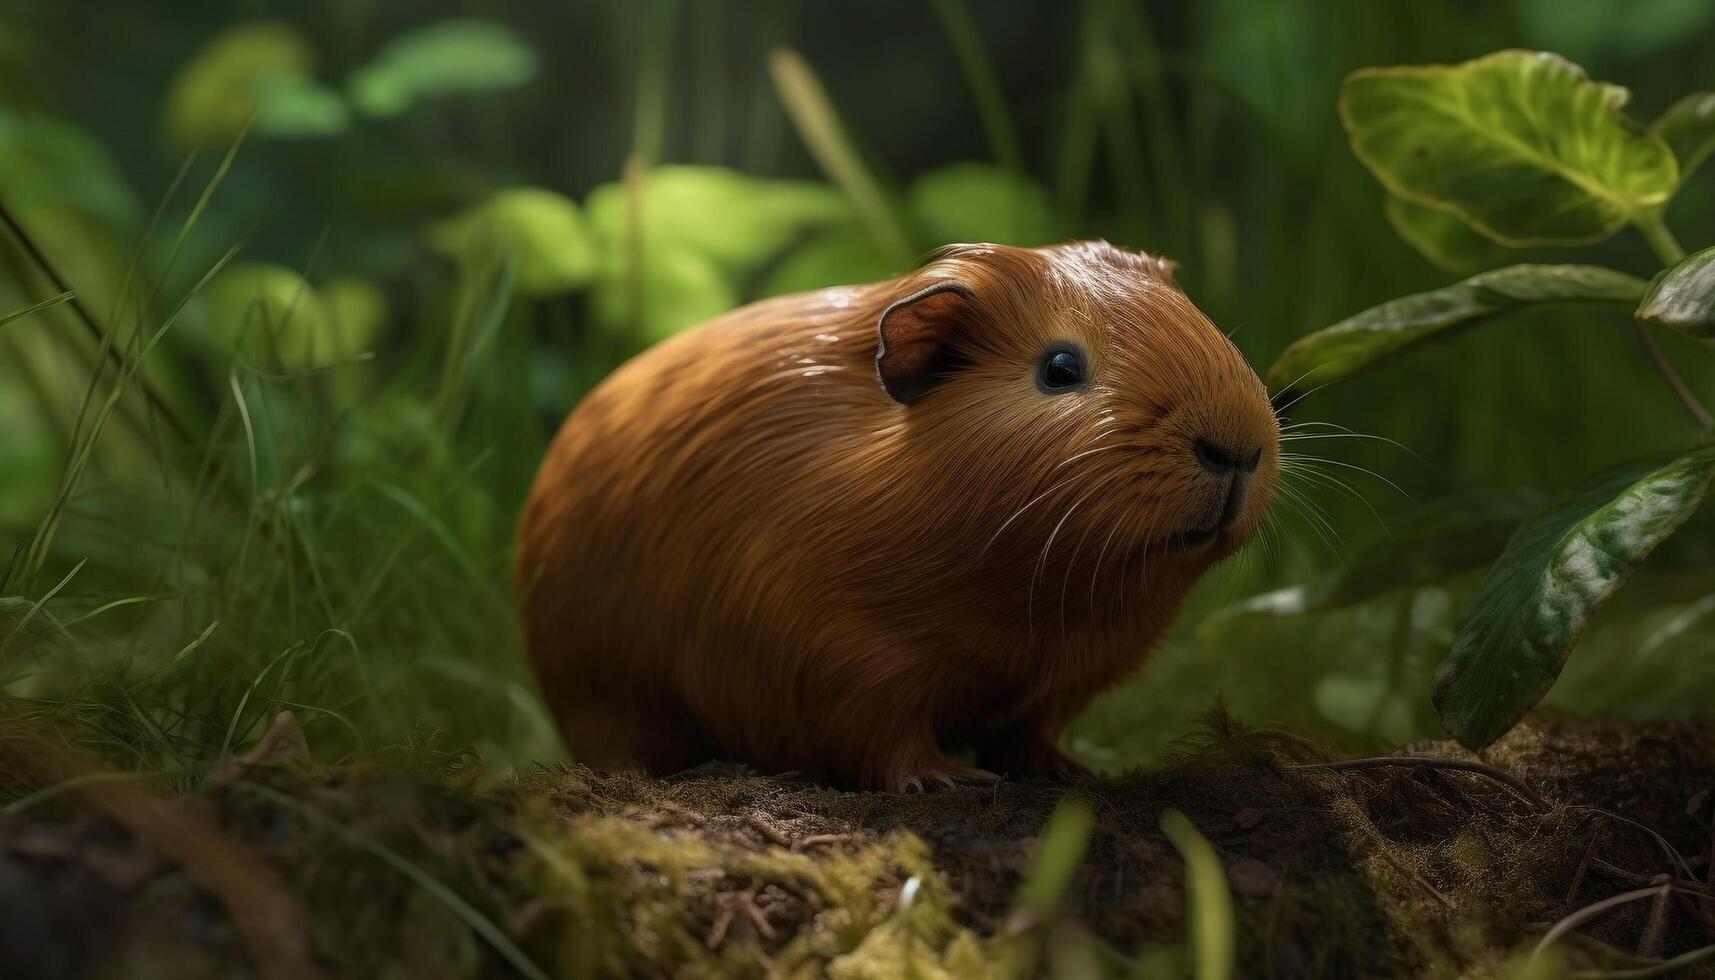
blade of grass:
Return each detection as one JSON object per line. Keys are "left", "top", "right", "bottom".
{"left": 1160, "top": 809, "right": 1235, "bottom": 980}
{"left": 1003, "top": 795, "right": 1095, "bottom": 978}
{"left": 0, "top": 290, "right": 75, "bottom": 332}
{"left": 768, "top": 47, "right": 912, "bottom": 266}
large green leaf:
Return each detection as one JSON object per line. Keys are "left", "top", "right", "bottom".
{"left": 1653, "top": 91, "right": 1715, "bottom": 187}
{"left": 348, "top": 19, "right": 537, "bottom": 118}
{"left": 758, "top": 224, "right": 898, "bottom": 298}
{"left": 1340, "top": 51, "right": 1678, "bottom": 245}
{"left": 590, "top": 246, "right": 736, "bottom": 344}
{"left": 583, "top": 166, "right": 851, "bottom": 276}
{"left": 1383, "top": 194, "right": 1515, "bottom": 275}
{"left": 906, "top": 163, "right": 1060, "bottom": 247}
{"left": 1636, "top": 245, "right": 1715, "bottom": 339}
{"left": 1432, "top": 444, "right": 1715, "bottom": 748}
{"left": 1266, "top": 264, "right": 1647, "bottom": 391}
{"left": 426, "top": 188, "right": 598, "bottom": 296}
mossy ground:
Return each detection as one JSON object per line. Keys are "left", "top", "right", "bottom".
{"left": 3, "top": 717, "right": 1714, "bottom": 979}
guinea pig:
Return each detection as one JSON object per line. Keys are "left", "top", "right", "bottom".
{"left": 514, "top": 240, "right": 1278, "bottom": 791}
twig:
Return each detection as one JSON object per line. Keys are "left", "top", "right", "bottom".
{"left": 1286, "top": 756, "right": 1549, "bottom": 810}
{"left": 1534, "top": 885, "right": 1670, "bottom": 962}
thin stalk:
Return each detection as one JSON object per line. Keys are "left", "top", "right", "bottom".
{"left": 930, "top": 0, "right": 1024, "bottom": 173}
{"left": 631, "top": 0, "right": 677, "bottom": 166}
{"left": 0, "top": 200, "right": 194, "bottom": 443}
{"left": 1634, "top": 213, "right": 1711, "bottom": 427}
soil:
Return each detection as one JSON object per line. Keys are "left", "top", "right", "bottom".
{"left": 3, "top": 716, "right": 1713, "bottom": 979}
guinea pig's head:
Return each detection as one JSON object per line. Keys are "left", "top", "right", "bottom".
{"left": 874, "top": 241, "right": 1278, "bottom": 576}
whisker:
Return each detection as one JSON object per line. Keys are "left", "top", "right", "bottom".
{"left": 1282, "top": 453, "right": 1414, "bottom": 504}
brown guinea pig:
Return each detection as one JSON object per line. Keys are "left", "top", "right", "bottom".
{"left": 514, "top": 240, "right": 1278, "bottom": 791}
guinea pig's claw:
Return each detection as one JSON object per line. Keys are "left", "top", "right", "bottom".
{"left": 901, "top": 778, "right": 925, "bottom": 795}
{"left": 931, "top": 774, "right": 957, "bottom": 792}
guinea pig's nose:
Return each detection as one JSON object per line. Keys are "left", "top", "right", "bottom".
{"left": 1192, "top": 438, "right": 1261, "bottom": 475}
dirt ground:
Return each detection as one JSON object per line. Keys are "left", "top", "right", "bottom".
{"left": 3, "top": 715, "right": 1714, "bottom": 978}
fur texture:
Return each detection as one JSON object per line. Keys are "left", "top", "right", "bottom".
{"left": 515, "top": 241, "right": 1279, "bottom": 790}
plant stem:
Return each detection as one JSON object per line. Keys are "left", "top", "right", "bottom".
{"left": 1639, "top": 212, "right": 1687, "bottom": 266}
{"left": 1634, "top": 214, "right": 1712, "bottom": 427}
{"left": 930, "top": 0, "right": 1024, "bottom": 173}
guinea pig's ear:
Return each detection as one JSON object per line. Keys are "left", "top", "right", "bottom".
{"left": 875, "top": 281, "right": 977, "bottom": 405}
{"left": 1143, "top": 253, "right": 1179, "bottom": 288}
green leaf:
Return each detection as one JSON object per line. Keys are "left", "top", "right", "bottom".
{"left": 1266, "top": 264, "right": 1648, "bottom": 391}
{"left": 1383, "top": 195, "right": 1515, "bottom": 275}
{"left": 906, "top": 162, "right": 1060, "bottom": 247}
{"left": 1431, "top": 444, "right": 1715, "bottom": 748}
{"left": 253, "top": 74, "right": 350, "bottom": 138}
{"left": 426, "top": 188, "right": 598, "bottom": 297}
{"left": 590, "top": 246, "right": 736, "bottom": 344}
{"left": 1636, "top": 245, "right": 1715, "bottom": 339}
{"left": 1340, "top": 50, "right": 1678, "bottom": 246}
{"left": 164, "top": 21, "right": 316, "bottom": 148}
{"left": 757, "top": 224, "right": 898, "bottom": 298}
{"left": 203, "top": 264, "right": 385, "bottom": 370}
{"left": 583, "top": 165, "right": 851, "bottom": 276}
{"left": 1653, "top": 91, "right": 1715, "bottom": 187}
{"left": 348, "top": 19, "right": 537, "bottom": 118}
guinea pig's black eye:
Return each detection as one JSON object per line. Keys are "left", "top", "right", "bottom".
{"left": 1037, "top": 345, "right": 1085, "bottom": 394}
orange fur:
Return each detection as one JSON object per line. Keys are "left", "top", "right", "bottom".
{"left": 514, "top": 241, "right": 1278, "bottom": 790}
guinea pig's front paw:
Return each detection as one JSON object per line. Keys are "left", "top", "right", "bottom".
{"left": 886, "top": 757, "right": 1001, "bottom": 795}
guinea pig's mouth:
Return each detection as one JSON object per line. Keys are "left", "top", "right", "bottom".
{"left": 1162, "top": 475, "right": 1250, "bottom": 550}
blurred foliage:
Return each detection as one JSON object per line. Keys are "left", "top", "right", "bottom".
{"left": 0, "top": 0, "right": 1712, "bottom": 784}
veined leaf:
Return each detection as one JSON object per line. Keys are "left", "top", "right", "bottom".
{"left": 1432, "top": 444, "right": 1715, "bottom": 748}
{"left": 1340, "top": 51, "right": 1678, "bottom": 246}
{"left": 1653, "top": 91, "right": 1715, "bottom": 187}
{"left": 1636, "top": 245, "right": 1715, "bottom": 339}
{"left": 1383, "top": 195, "right": 1515, "bottom": 275}
{"left": 1266, "top": 264, "right": 1647, "bottom": 391}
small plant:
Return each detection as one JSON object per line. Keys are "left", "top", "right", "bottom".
{"left": 1268, "top": 50, "right": 1715, "bottom": 749}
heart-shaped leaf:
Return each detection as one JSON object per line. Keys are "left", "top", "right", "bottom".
{"left": 1266, "top": 264, "right": 1647, "bottom": 391}
{"left": 1653, "top": 91, "right": 1715, "bottom": 187}
{"left": 1340, "top": 51, "right": 1678, "bottom": 245}
{"left": 1383, "top": 195, "right": 1515, "bottom": 275}
{"left": 1636, "top": 245, "right": 1715, "bottom": 339}
{"left": 1432, "top": 444, "right": 1715, "bottom": 748}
